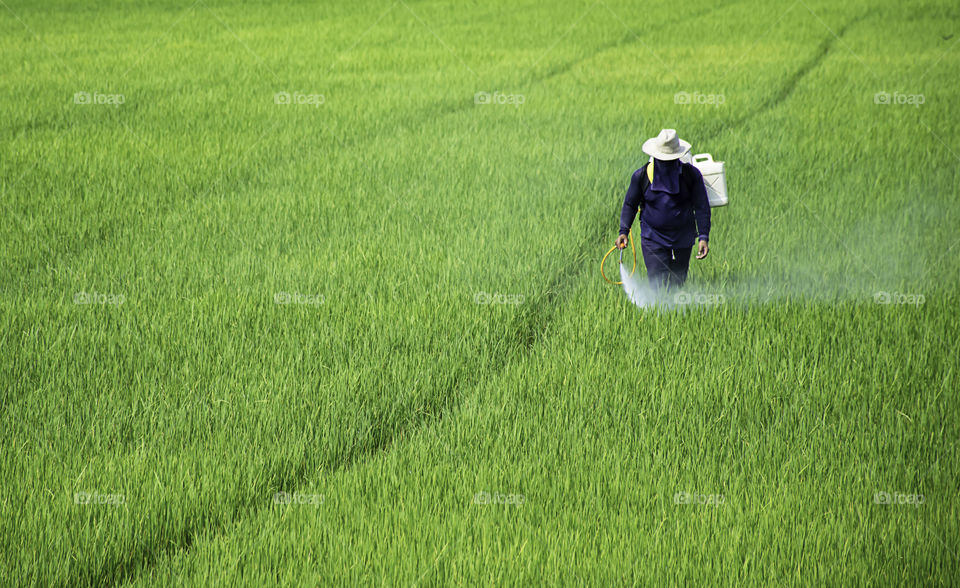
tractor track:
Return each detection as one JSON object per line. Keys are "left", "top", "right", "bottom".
{"left": 704, "top": 10, "right": 872, "bottom": 137}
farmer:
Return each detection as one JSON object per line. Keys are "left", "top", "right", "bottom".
{"left": 616, "top": 129, "right": 711, "bottom": 289}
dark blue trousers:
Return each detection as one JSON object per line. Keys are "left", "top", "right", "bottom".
{"left": 641, "top": 240, "right": 692, "bottom": 289}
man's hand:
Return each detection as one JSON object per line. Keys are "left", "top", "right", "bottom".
{"left": 615, "top": 234, "right": 628, "bottom": 249}
{"left": 696, "top": 239, "right": 709, "bottom": 260}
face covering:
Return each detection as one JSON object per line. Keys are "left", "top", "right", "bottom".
{"left": 651, "top": 158, "right": 681, "bottom": 195}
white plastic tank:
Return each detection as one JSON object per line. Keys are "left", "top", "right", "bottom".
{"left": 648, "top": 153, "right": 728, "bottom": 207}
{"left": 690, "top": 153, "right": 728, "bottom": 207}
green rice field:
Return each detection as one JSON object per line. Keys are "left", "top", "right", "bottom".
{"left": 1, "top": 0, "right": 958, "bottom": 584}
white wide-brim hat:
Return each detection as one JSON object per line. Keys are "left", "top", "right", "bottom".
{"left": 642, "top": 128, "right": 691, "bottom": 161}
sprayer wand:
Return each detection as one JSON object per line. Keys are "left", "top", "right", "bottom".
{"left": 601, "top": 231, "right": 636, "bottom": 285}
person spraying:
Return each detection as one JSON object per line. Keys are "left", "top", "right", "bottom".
{"left": 616, "top": 129, "right": 711, "bottom": 289}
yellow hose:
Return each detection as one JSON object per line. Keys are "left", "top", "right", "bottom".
{"left": 601, "top": 230, "right": 636, "bottom": 285}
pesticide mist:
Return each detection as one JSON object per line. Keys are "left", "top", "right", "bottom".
{"left": 617, "top": 206, "right": 932, "bottom": 310}
{"left": 619, "top": 263, "right": 658, "bottom": 308}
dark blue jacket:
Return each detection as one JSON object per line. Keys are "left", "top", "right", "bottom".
{"left": 619, "top": 161, "right": 711, "bottom": 249}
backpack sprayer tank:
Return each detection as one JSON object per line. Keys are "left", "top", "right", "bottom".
{"left": 689, "top": 153, "right": 727, "bottom": 207}
{"left": 649, "top": 152, "right": 728, "bottom": 207}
